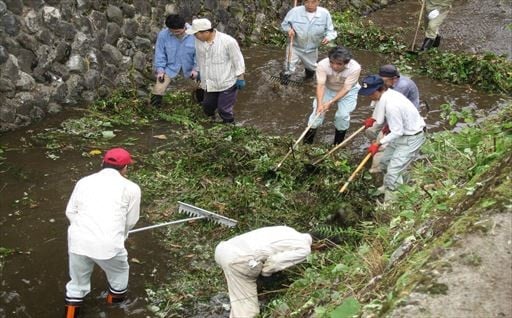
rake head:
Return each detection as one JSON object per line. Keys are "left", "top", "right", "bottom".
{"left": 267, "top": 72, "right": 304, "bottom": 87}
{"left": 177, "top": 201, "right": 238, "bottom": 228}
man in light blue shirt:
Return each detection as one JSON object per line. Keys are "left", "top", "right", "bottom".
{"left": 280, "top": 0, "right": 337, "bottom": 81}
{"left": 150, "top": 14, "right": 198, "bottom": 108}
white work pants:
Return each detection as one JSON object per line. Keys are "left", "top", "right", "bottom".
{"left": 380, "top": 132, "right": 426, "bottom": 191}
{"left": 284, "top": 46, "right": 318, "bottom": 73}
{"left": 65, "top": 250, "right": 129, "bottom": 301}
{"left": 215, "top": 242, "right": 263, "bottom": 318}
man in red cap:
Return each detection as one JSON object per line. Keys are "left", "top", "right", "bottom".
{"left": 63, "top": 148, "right": 141, "bottom": 317}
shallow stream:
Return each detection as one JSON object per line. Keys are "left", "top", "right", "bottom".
{"left": 0, "top": 31, "right": 509, "bottom": 318}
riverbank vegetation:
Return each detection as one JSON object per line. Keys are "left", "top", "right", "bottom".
{"left": 29, "top": 86, "right": 511, "bottom": 316}
{"left": 265, "top": 10, "right": 512, "bottom": 94}
{"left": 8, "top": 5, "right": 510, "bottom": 316}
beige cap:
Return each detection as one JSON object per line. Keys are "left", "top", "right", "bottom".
{"left": 185, "top": 18, "right": 212, "bottom": 34}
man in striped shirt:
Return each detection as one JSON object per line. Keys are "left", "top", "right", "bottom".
{"left": 186, "top": 18, "right": 246, "bottom": 124}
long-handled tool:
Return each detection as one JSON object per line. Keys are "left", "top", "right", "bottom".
{"left": 338, "top": 152, "right": 373, "bottom": 193}
{"left": 272, "top": 110, "right": 324, "bottom": 172}
{"left": 268, "top": 0, "right": 303, "bottom": 86}
{"left": 407, "top": 0, "right": 426, "bottom": 54}
{"left": 310, "top": 125, "right": 365, "bottom": 167}
{"left": 129, "top": 201, "right": 237, "bottom": 234}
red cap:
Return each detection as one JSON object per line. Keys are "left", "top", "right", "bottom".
{"left": 103, "top": 148, "right": 133, "bottom": 166}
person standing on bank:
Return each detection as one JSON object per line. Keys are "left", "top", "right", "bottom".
{"left": 64, "top": 148, "right": 141, "bottom": 317}
{"left": 363, "top": 64, "right": 421, "bottom": 172}
{"left": 359, "top": 75, "right": 426, "bottom": 202}
{"left": 420, "top": 0, "right": 454, "bottom": 51}
{"left": 215, "top": 226, "right": 312, "bottom": 318}
{"left": 303, "top": 46, "right": 361, "bottom": 145}
{"left": 150, "top": 14, "right": 198, "bottom": 108}
{"left": 280, "top": 0, "right": 337, "bottom": 81}
{"left": 186, "top": 18, "right": 246, "bottom": 124}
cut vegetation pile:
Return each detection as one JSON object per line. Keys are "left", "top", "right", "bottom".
{"left": 28, "top": 87, "right": 511, "bottom": 317}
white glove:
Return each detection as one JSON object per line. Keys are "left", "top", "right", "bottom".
{"left": 248, "top": 259, "right": 260, "bottom": 268}
{"left": 428, "top": 9, "right": 440, "bottom": 20}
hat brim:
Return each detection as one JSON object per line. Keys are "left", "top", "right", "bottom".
{"left": 358, "top": 86, "right": 379, "bottom": 96}
{"left": 185, "top": 28, "right": 198, "bottom": 35}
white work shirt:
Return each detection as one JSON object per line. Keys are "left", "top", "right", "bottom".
{"left": 375, "top": 89, "right": 426, "bottom": 145}
{"left": 195, "top": 30, "right": 245, "bottom": 92}
{"left": 316, "top": 58, "right": 361, "bottom": 92}
{"left": 66, "top": 168, "right": 141, "bottom": 260}
{"left": 218, "top": 226, "right": 312, "bottom": 276}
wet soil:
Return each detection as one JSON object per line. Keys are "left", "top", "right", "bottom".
{"left": 365, "top": 0, "right": 512, "bottom": 58}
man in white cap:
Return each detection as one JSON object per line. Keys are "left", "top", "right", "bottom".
{"left": 63, "top": 148, "right": 141, "bottom": 317}
{"left": 215, "top": 226, "right": 312, "bottom": 317}
{"left": 359, "top": 75, "right": 426, "bottom": 202}
{"left": 186, "top": 18, "right": 245, "bottom": 124}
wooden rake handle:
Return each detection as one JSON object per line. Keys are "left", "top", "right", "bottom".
{"left": 275, "top": 111, "right": 323, "bottom": 170}
{"left": 339, "top": 152, "right": 373, "bottom": 193}
{"left": 313, "top": 125, "right": 365, "bottom": 165}
{"left": 411, "top": 0, "right": 426, "bottom": 51}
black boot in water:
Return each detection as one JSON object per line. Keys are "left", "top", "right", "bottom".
{"left": 419, "top": 37, "right": 435, "bottom": 51}
{"left": 334, "top": 129, "right": 347, "bottom": 145}
{"left": 432, "top": 35, "right": 442, "bottom": 48}
{"left": 303, "top": 128, "right": 317, "bottom": 144}
{"left": 150, "top": 94, "right": 163, "bottom": 108}
{"left": 304, "top": 69, "right": 315, "bottom": 80}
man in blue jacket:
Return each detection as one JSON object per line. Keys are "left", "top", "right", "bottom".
{"left": 280, "top": 0, "right": 337, "bottom": 81}
{"left": 150, "top": 14, "right": 198, "bottom": 108}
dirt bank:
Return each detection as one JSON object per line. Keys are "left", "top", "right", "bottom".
{"left": 387, "top": 212, "right": 512, "bottom": 318}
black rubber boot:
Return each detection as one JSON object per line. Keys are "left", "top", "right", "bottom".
{"left": 150, "top": 94, "right": 163, "bottom": 108}
{"left": 432, "top": 35, "right": 441, "bottom": 48}
{"left": 303, "top": 128, "right": 317, "bottom": 144}
{"left": 333, "top": 129, "right": 347, "bottom": 145}
{"left": 279, "top": 71, "right": 291, "bottom": 85}
{"left": 419, "top": 37, "right": 435, "bottom": 51}
{"left": 304, "top": 69, "right": 315, "bottom": 80}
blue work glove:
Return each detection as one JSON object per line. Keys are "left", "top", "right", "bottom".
{"left": 236, "top": 79, "right": 246, "bottom": 90}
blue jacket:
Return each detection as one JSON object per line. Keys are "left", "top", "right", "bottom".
{"left": 281, "top": 6, "right": 337, "bottom": 53}
{"left": 153, "top": 26, "right": 196, "bottom": 78}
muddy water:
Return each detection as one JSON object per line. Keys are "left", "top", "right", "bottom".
{"left": 364, "top": 0, "right": 512, "bottom": 58}
{"left": 0, "top": 46, "right": 508, "bottom": 317}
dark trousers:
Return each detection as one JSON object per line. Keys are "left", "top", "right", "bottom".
{"left": 202, "top": 85, "right": 238, "bottom": 123}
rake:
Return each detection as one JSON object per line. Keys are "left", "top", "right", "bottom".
{"left": 129, "top": 201, "right": 238, "bottom": 234}
{"left": 338, "top": 152, "right": 373, "bottom": 193}
{"left": 304, "top": 125, "right": 365, "bottom": 172}
{"left": 268, "top": 110, "right": 325, "bottom": 176}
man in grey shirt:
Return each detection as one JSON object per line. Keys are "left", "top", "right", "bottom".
{"left": 378, "top": 64, "right": 420, "bottom": 109}
{"left": 186, "top": 18, "right": 246, "bottom": 124}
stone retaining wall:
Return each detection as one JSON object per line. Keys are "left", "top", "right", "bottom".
{"left": 0, "top": 0, "right": 389, "bottom": 132}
